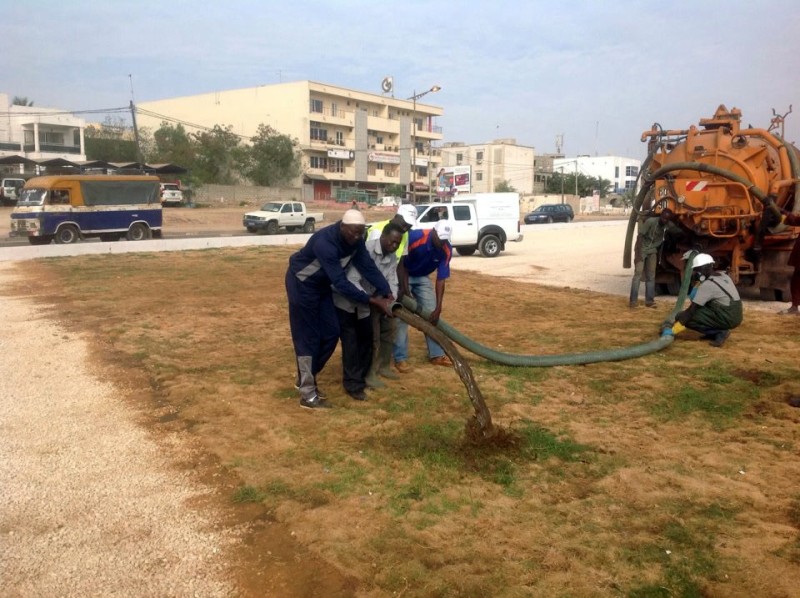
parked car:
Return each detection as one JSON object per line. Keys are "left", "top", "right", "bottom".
{"left": 160, "top": 183, "right": 184, "bottom": 207}
{"left": 243, "top": 201, "right": 323, "bottom": 234}
{"left": 524, "top": 203, "right": 574, "bottom": 224}
{"left": 413, "top": 192, "right": 523, "bottom": 258}
{"left": 1, "top": 178, "right": 27, "bottom": 206}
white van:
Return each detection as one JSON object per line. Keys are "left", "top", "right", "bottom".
{"left": 1, "top": 178, "right": 26, "bottom": 206}
{"left": 414, "top": 192, "right": 523, "bottom": 257}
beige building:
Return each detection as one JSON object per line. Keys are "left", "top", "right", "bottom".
{"left": 439, "top": 139, "right": 535, "bottom": 194}
{"left": 137, "top": 81, "right": 443, "bottom": 202}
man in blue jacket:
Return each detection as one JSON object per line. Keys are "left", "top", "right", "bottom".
{"left": 286, "top": 209, "right": 395, "bottom": 409}
{"left": 394, "top": 220, "right": 453, "bottom": 372}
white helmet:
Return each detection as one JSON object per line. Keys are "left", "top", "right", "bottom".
{"left": 691, "top": 253, "right": 715, "bottom": 268}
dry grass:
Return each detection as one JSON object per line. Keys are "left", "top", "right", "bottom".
{"left": 13, "top": 247, "right": 800, "bottom": 597}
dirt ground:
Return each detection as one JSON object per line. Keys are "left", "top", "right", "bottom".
{"left": 3, "top": 204, "right": 800, "bottom": 596}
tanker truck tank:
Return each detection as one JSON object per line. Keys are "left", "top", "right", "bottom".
{"left": 624, "top": 104, "right": 799, "bottom": 300}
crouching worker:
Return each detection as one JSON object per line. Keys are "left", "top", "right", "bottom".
{"left": 674, "top": 253, "right": 743, "bottom": 347}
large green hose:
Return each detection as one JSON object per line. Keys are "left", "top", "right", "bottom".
{"left": 398, "top": 256, "right": 696, "bottom": 367}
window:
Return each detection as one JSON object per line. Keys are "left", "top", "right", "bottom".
{"left": 615, "top": 166, "right": 619, "bottom": 178}
{"left": 331, "top": 103, "right": 338, "bottom": 117}
{"left": 624, "top": 180, "right": 637, "bottom": 190}
{"left": 476, "top": 151, "right": 484, "bottom": 161}
{"left": 476, "top": 172, "right": 483, "bottom": 181}
{"left": 335, "top": 131, "right": 344, "bottom": 145}
{"left": 625, "top": 165, "right": 639, "bottom": 177}
{"left": 453, "top": 206, "right": 472, "bottom": 221}
{"left": 40, "top": 131, "right": 65, "bottom": 144}
{"left": 329, "top": 159, "right": 344, "bottom": 173}
{"left": 293, "top": 203, "right": 303, "bottom": 212}
{"left": 310, "top": 99, "right": 323, "bottom": 113}
{"left": 310, "top": 156, "right": 328, "bottom": 169}
{"left": 310, "top": 122, "right": 327, "bottom": 141}
{"left": 456, "top": 153, "right": 463, "bottom": 165}
{"left": 281, "top": 204, "right": 293, "bottom": 213}
{"left": 376, "top": 135, "right": 383, "bottom": 145}
{"left": 50, "top": 189, "right": 70, "bottom": 205}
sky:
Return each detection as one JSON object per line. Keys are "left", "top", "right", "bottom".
{"left": 3, "top": 0, "right": 799, "bottom": 159}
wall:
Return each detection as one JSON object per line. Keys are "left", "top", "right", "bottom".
{"left": 192, "top": 184, "right": 302, "bottom": 207}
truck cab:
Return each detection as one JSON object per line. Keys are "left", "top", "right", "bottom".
{"left": 414, "top": 193, "right": 523, "bottom": 257}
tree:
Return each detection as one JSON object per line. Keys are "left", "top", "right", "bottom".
{"left": 495, "top": 180, "right": 516, "bottom": 192}
{"left": 544, "top": 172, "right": 613, "bottom": 198}
{"left": 12, "top": 96, "right": 34, "bottom": 106}
{"left": 385, "top": 183, "right": 405, "bottom": 198}
{"left": 192, "top": 125, "right": 245, "bottom": 185}
{"left": 241, "top": 124, "right": 301, "bottom": 187}
{"left": 84, "top": 116, "right": 139, "bottom": 161}
{"left": 150, "top": 122, "right": 195, "bottom": 168}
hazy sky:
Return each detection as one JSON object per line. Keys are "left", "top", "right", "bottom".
{"left": 3, "top": 0, "right": 798, "bottom": 158}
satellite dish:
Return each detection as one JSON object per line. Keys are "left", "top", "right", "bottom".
{"left": 381, "top": 77, "right": 393, "bottom": 94}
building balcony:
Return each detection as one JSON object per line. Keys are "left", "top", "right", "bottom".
{"left": 23, "top": 143, "right": 82, "bottom": 154}
{"left": 309, "top": 106, "right": 354, "bottom": 127}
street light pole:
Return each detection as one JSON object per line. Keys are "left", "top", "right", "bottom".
{"left": 408, "top": 85, "right": 441, "bottom": 203}
{"left": 560, "top": 166, "right": 565, "bottom": 204}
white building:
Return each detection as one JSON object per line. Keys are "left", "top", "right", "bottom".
{"left": 553, "top": 155, "right": 641, "bottom": 195}
{"left": 440, "top": 139, "right": 535, "bottom": 194}
{"left": 0, "top": 93, "right": 87, "bottom": 170}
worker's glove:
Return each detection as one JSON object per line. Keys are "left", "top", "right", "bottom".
{"left": 671, "top": 322, "right": 686, "bottom": 335}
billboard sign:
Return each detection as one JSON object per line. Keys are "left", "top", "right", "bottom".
{"left": 435, "top": 165, "right": 471, "bottom": 199}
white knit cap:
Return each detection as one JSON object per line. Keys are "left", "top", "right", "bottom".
{"left": 396, "top": 204, "right": 418, "bottom": 226}
{"left": 342, "top": 209, "right": 366, "bottom": 225}
{"left": 433, "top": 220, "right": 452, "bottom": 241}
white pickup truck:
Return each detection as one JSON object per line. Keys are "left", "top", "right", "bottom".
{"left": 243, "top": 201, "right": 324, "bottom": 234}
{"left": 414, "top": 193, "right": 523, "bottom": 257}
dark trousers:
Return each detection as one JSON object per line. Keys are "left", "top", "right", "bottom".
{"left": 336, "top": 308, "right": 373, "bottom": 394}
{"left": 286, "top": 271, "right": 340, "bottom": 401}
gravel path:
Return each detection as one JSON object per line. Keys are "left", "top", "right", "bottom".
{"left": 0, "top": 263, "right": 235, "bottom": 597}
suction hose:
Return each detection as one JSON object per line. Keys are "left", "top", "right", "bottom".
{"left": 398, "top": 254, "right": 696, "bottom": 369}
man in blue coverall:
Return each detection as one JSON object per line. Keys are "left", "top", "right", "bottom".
{"left": 285, "top": 209, "right": 395, "bottom": 409}
{"left": 394, "top": 220, "right": 453, "bottom": 372}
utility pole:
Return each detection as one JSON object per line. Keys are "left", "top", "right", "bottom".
{"left": 129, "top": 100, "right": 143, "bottom": 165}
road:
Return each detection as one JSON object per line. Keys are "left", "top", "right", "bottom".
{"left": 0, "top": 219, "right": 789, "bottom": 313}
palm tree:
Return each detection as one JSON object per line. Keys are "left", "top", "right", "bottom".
{"left": 11, "top": 96, "right": 34, "bottom": 106}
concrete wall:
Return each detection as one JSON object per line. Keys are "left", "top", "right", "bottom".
{"left": 192, "top": 184, "right": 302, "bottom": 207}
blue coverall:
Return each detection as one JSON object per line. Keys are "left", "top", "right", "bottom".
{"left": 285, "top": 222, "right": 391, "bottom": 402}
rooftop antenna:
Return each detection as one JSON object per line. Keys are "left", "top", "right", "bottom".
{"left": 128, "top": 73, "right": 136, "bottom": 103}
{"left": 555, "top": 133, "right": 564, "bottom": 155}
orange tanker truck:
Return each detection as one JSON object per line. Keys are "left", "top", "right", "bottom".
{"left": 624, "top": 104, "right": 799, "bottom": 300}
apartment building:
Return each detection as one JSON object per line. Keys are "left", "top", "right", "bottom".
{"left": 137, "top": 81, "right": 444, "bottom": 202}
{"left": 439, "top": 139, "right": 535, "bottom": 194}
{"left": 0, "top": 92, "right": 87, "bottom": 172}
{"left": 553, "top": 155, "right": 641, "bottom": 195}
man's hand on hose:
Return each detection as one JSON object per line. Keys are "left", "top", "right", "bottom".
{"left": 428, "top": 306, "right": 442, "bottom": 324}
{"left": 369, "top": 295, "right": 395, "bottom": 317}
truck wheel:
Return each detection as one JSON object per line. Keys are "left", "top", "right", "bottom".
{"left": 127, "top": 222, "right": 150, "bottom": 241}
{"left": 478, "top": 234, "right": 501, "bottom": 258}
{"left": 455, "top": 245, "right": 477, "bottom": 256}
{"left": 54, "top": 224, "right": 80, "bottom": 245}
{"left": 303, "top": 220, "right": 315, "bottom": 234}
{"left": 266, "top": 220, "right": 279, "bottom": 235}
